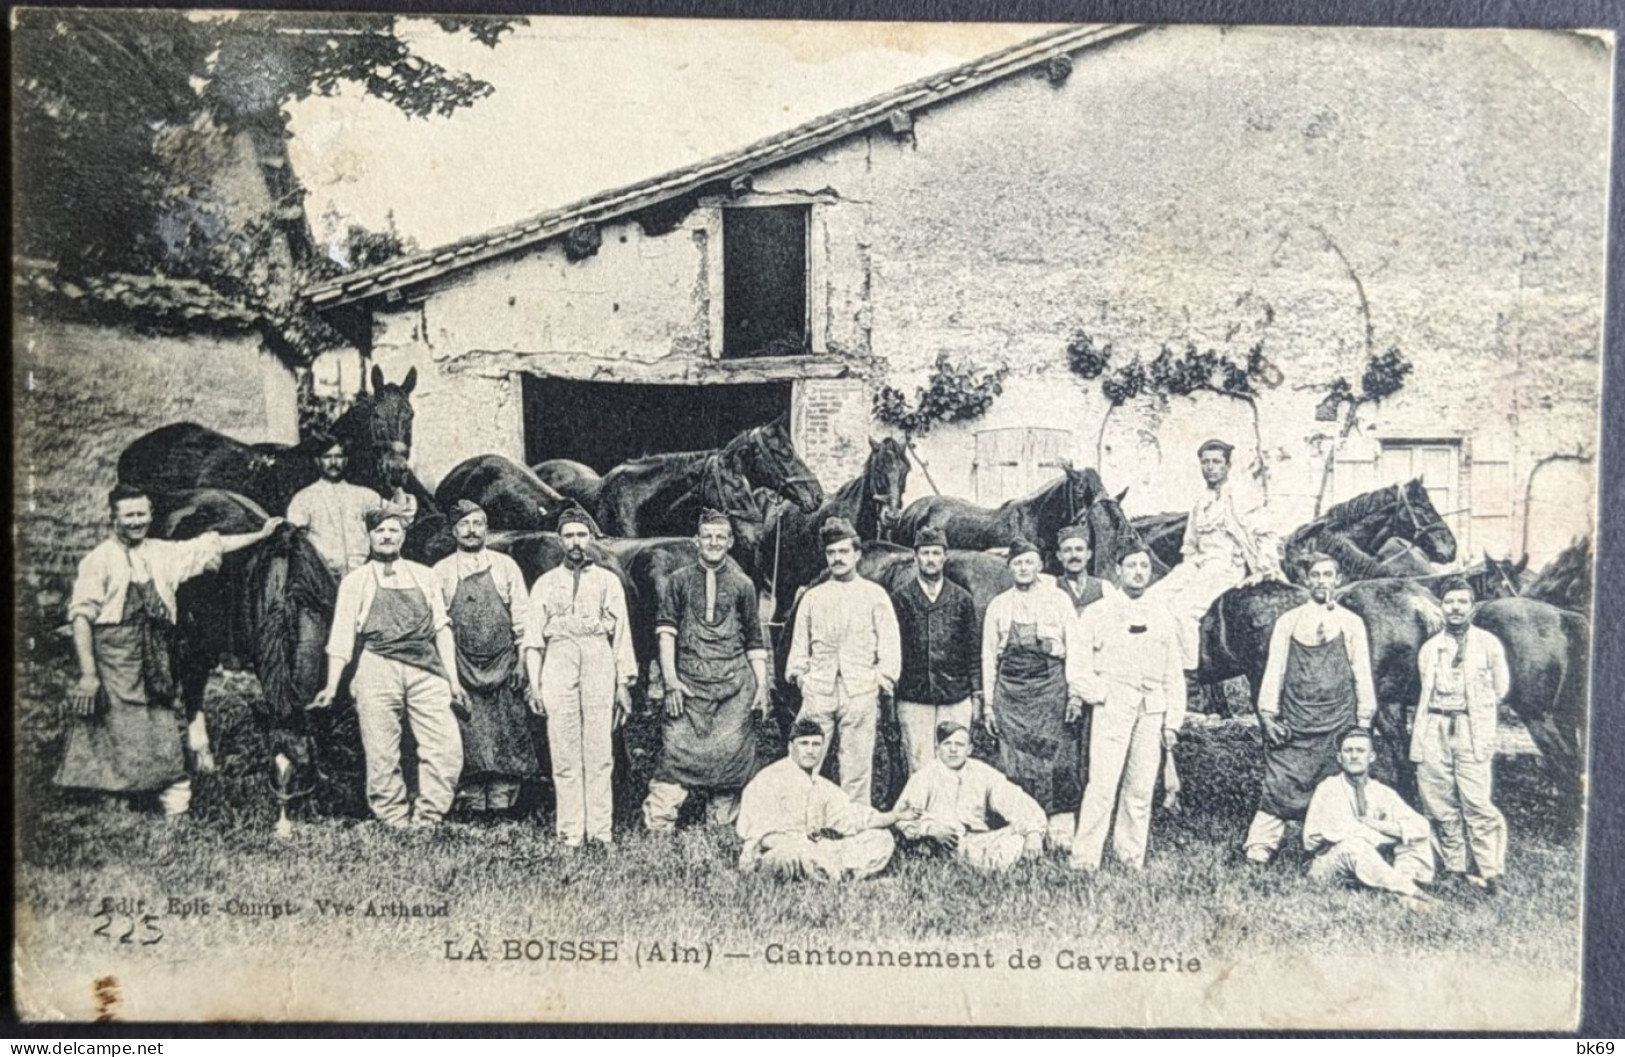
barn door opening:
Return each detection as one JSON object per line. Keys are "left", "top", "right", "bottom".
{"left": 522, "top": 377, "right": 792, "bottom": 471}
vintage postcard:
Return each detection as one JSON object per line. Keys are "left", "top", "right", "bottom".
{"left": 11, "top": 11, "right": 1610, "bottom": 1028}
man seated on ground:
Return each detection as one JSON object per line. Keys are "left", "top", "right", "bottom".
{"left": 735, "top": 719, "right": 918, "bottom": 882}
{"left": 893, "top": 721, "right": 1046, "bottom": 871}
{"left": 1303, "top": 728, "right": 1437, "bottom": 902}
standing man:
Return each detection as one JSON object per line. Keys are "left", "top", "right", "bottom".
{"left": 1411, "top": 577, "right": 1510, "bottom": 894}
{"left": 59, "top": 483, "right": 283, "bottom": 816}
{"left": 735, "top": 718, "right": 915, "bottom": 881}
{"left": 286, "top": 434, "right": 382, "bottom": 577}
{"left": 312, "top": 508, "right": 467, "bottom": 827}
{"left": 888, "top": 526, "right": 981, "bottom": 776}
{"left": 1150, "top": 439, "right": 1283, "bottom": 670}
{"left": 642, "top": 509, "right": 770, "bottom": 834}
{"left": 893, "top": 721, "right": 1046, "bottom": 871}
{"left": 785, "top": 516, "right": 901, "bottom": 807}
{"left": 1304, "top": 729, "right": 1437, "bottom": 902}
{"left": 525, "top": 504, "right": 635, "bottom": 848}
{"left": 1070, "top": 543, "right": 1186, "bottom": 872}
{"left": 433, "top": 500, "right": 538, "bottom": 820}
{"left": 1244, "top": 552, "right": 1378, "bottom": 863}
{"left": 982, "top": 537, "right": 1088, "bottom": 852}
{"left": 1054, "top": 523, "right": 1118, "bottom": 791}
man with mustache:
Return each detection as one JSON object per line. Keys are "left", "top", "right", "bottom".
{"left": 433, "top": 499, "right": 538, "bottom": 821}
{"left": 524, "top": 504, "right": 635, "bottom": 848}
{"left": 1244, "top": 552, "right": 1378, "bottom": 864}
{"left": 286, "top": 434, "right": 382, "bottom": 577}
{"left": 785, "top": 516, "right": 901, "bottom": 807}
{"left": 643, "top": 508, "right": 769, "bottom": 834}
{"left": 59, "top": 483, "right": 283, "bottom": 816}
{"left": 313, "top": 508, "right": 468, "bottom": 827}
{"left": 888, "top": 526, "right": 982, "bottom": 776}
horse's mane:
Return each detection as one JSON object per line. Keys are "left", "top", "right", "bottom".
{"left": 1524, "top": 536, "right": 1592, "bottom": 612}
{"left": 1315, "top": 483, "right": 1400, "bottom": 529}
{"left": 1289, "top": 529, "right": 1390, "bottom": 582}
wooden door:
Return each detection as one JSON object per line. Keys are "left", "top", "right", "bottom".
{"left": 974, "top": 428, "right": 1073, "bottom": 504}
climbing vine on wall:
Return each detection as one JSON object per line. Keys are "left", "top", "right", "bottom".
{"left": 874, "top": 352, "right": 1009, "bottom": 438}
{"left": 1310, "top": 347, "right": 1415, "bottom": 514}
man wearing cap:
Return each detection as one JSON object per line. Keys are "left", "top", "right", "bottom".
{"left": 642, "top": 509, "right": 770, "bottom": 834}
{"left": 888, "top": 525, "right": 982, "bottom": 776}
{"left": 1244, "top": 552, "right": 1378, "bottom": 863}
{"left": 312, "top": 507, "right": 468, "bottom": 827}
{"left": 524, "top": 504, "right": 635, "bottom": 848}
{"left": 893, "top": 721, "right": 1046, "bottom": 871}
{"left": 286, "top": 434, "right": 383, "bottom": 577}
{"left": 785, "top": 516, "right": 902, "bottom": 806}
{"left": 1150, "top": 438, "right": 1283, "bottom": 670}
{"left": 433, "top": 500, "right": 538, "bottom": 819}
{"left": 982, "top": 536, "right": 1088, "bottom": 852}
{"left": 735, "top": 718, "right": 917, "bottom": 881}
{"left": 1411, "top": 576, "right": 1510, "bottom": 895}
{"left": 1304, "top": 728, "right": 1437, "bottom": 902}
{"left": 1070, "top": 542, "right": 1186, "bottom": 872}
{"left": 58, "top": 483, "right": 284, "bottom": 816}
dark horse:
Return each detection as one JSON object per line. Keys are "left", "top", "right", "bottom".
{"left": 1523, "top": 536, "right": 1592, "bottom": 613}
{"left": 1282, "top": 478, "right": 1456, "bottom": 580}
{"left": 151, "top": 490, "right": 341, "bottom": 834}
{"left": 435, "top": 454, "right": 568, "bottom": 532}
{"left": 118, "top": 366, "right": 435, "bottom": 518}
{"left": 594, "top": 416, "right": 824, "bottom": 539}
{"left": 894, "top": 462, "right": 1122, "bottom": 565}
{"left": 532, "top": 459, "right": 604, "bottom": 512}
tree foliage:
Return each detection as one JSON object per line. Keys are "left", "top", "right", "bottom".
{"left": 1064, "top": 329, "right": 1283, "bottom": 407}
{"left": 13, "top": 10, "right": 518, "bottom": 323}
{"left": 874, "top": 353, "right": 1009, "bottom": 437}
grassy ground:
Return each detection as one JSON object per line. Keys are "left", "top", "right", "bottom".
{"left": 14, "top": 663, "right": 1583, "bottom": 984}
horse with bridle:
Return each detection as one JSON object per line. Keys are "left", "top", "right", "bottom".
{"left": 593, "top": 416, "right": 823, "bottom": 539}
{"left": 893, "top": 460, "right": 1118, "bottom": 566}
{"left": 118, "top": 366, "right": 436, "bottom": 519}
{"left": 1281, "top": 478, "right": 1458, "bottom": 580}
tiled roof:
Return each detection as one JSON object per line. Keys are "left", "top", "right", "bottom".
{"left": 305, "top": 23, "right": 1144, "bottom": 311}
{"left": 14, "top": 257, "right": 262, "bottom": 328}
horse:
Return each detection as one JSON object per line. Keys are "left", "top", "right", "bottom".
{"left": 151, "top": 490, "right": 343, "bottom": 835}
{"left": 893, "top": 461, "right": 1115, "bottom": 558}
{"left": 435, "top": 454, "right": 568, "bottom": 531}
{"left": 1522, "top": 536, "right": 1592, "bottom": 614}
{"left": 1131, "top": 510, "right": 1189, "bottom": 571}
{"left": 754, "top": 437, "right": 911, "bottom": 627}
{"left": 118, "top": 366, "right": 436, "bottom": 518}
{"left": 1282, "top": 478, "right": 1457, "bottom": 581}
{"left": 1409, "top": 552, "right": 1526, "bottom": 602}
{"left": 594, "top": 415, "right": 824, "bottom": 538}
{"left": 532, "top": 459, "right": 604, "bottom": 513}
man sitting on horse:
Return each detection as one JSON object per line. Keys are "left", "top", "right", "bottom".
{"left": 286, "top": 433, "right": 383, "bottom": 577}
{"left": 1150, "top": 438, "right": 1284, "bottom": 670}
{"left": 1245, "top": 552, "right": 1378, "bottom": 864}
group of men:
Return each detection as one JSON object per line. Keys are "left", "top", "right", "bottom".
{"left": 57, "top": 435, "right": 1512, "bottom": 904}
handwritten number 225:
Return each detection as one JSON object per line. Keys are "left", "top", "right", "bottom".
{"left": 91, "top": 911, "right": 164, "bottom": 946}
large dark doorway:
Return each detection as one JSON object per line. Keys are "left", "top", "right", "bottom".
{"left": 522, "top": 377, "right": 793, "bottom": 472}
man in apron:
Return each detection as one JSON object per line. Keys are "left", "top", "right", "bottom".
{"left": 59, "top": 483, "right": 284, "bottom": 815}
{"left": 981, "top": 536, "right": 1088, "bottom": 852}
{"left": 433, "top": 500, "right": 538, "bottom": 820}
{"left": 1244, "top": 552, "right": 1378, "bottom": 863}
{"left": 312, "top": 508, "right": 467, "bottom": 827}
{"left": 642, "top": 508, "right": 769, "bottom": 833}
{"left": 524, "top": 504, "right": 635, "bottom": 848}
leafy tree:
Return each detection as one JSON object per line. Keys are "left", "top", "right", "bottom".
{"left": 13, "top": 10, "right": 519, "bottom": 357}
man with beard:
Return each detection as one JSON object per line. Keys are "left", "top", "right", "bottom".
{"left": 433, "top": 500, "right": 538, "bottom": 820}
{"left": 1149, "top": 439, "right": 1283, "bottom": 670}
{"left": 888, "top": 526, "right": 981, "bottom": 776}
{"left": 1411, "top": 577, "right": 1510, "bottom": 895}
{"left": 1304, "top": 729, "right": 1437, "bottom": 902}
{"left": 893, "top": 721, "right": 1046, "bottom": 871}
{"left": 1244, "top": 552, "right": 1378, "bottom": 863}
{"left": 286, "top": 434, "right": 382, "bottom": 577}
{"left": 785, "top": 516, "right": 901, "bottom": 806}
{"left": 59, "top": 483, "right": 283, "bottom": 816}
{"left": 735, "top": 719, "right": 917, "bottom": 881}
{"left": 313, "top": 508, "right": 468, "bottom": 827}
{"left": 982, "top": 537, "right": 1087, "bottom": 852}
{"left": 1069, "top": 543, "right": 1185, "bottom": 873}
{"left": 642, "top": 509, "right": 769, "bottom": 834}
{"left": 525, "top": 504, "right": 635, "bottom": 848}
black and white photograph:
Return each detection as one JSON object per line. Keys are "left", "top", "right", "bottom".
{"left": 11, "top": 11, "right": 1611, "bottom": 1027}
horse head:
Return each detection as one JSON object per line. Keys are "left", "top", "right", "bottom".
{"left": 1473, "top": 550, "right": 1524, "bottom": 600}
{"left": 332, "top": 366, "right": 418, "bottom": 492}
{"left": 1082, "top": 487, "right": 1142, "bottom": 582}
{"left": 699, "top": 452, "right": 766, "bottom": 527}
{"left": 729, "top": 415, "right": 823, "bottom": 514}
{"left": 866, "top": 437, "right": 911, "bottom": 540}
{"left": 1062, "top": 462, "right": 1106, "bottom": 520}
{"left": 1398, "top": 478, "right": 1457, "bottom": 564}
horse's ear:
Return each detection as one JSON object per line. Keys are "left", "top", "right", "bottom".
{"left": 1516, "top": 553, "right": 1529, "bottom": 574}
{"left": 869, "top": 437, "right": 879, "bottom": 452}
{"left": 1115, "top": 487, "right": 1128, "bottom": 503}
{"left": 401, "top": 367, "right": 417, "bottom": 394}
{"left": 370, "top": 364, "right": 384, "bottom": 393}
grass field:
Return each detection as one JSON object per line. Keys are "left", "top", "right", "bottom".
{"left": 12, "top": 662, "right": 1585, "bottom": 1023}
